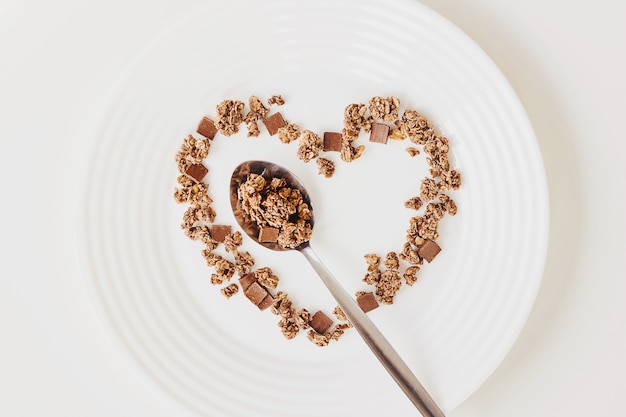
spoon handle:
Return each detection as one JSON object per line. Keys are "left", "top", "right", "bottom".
{"left": 300, "top": 245, "right": 445, "bottom": 417}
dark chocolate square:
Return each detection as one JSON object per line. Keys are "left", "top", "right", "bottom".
{"left": 184, "top": 163, "right": 208, "bottom": 183}
{"left": 238, "top": 273, "right": 256, "bottom": 291}
{"left": 244, "top": 282, "right": 268, "bottom": 306}
{"left": 356, "top": 292, "right": 379, "bottom": 313}
{"left": 258, "top": 227, "right": 279, "bottom": 242}
{"left": 418, "top": 239, "right": 441, "bottom": 263}
{"left": 257, "top": 294, "right": 274, "bottom": 311}
{"left": 210, "top": 225, "right": 231, "bottom": 243}
{"left": 263, "top": 112, "right": 286, "bottom": 135}
{"left": 323, "top": 132, "right": 343, "bottom": 152}
{"left": 197, "top": 117, "right": 217, "bottom": 139}
{"left": 310, "top": 311, "right": 333, "bottom": 334}
{"left": 369, "top": 122, "right": 390, "bottom": 144}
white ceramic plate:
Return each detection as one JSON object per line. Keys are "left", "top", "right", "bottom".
{"left": 77, "top": 0, "right": 549, "bottom": 415}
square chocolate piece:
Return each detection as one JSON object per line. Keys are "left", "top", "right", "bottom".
{"left": 263, "top": 112, "right": 286, "bottom": 135}
{"left": 418, "top": 239, "right": 441, "bottom": 263}
{"left": 369, "top": 122, "right": 390, "bottom": 144}
{"left": 323, "top": 132, "right": 342, "bottom": 152}
{"left": 210, "top": 225, "right": 231, "bottom": 243}
{"left": 257, "top": 294, "right": 274, "bottom": 311}
{"left": 244, "top": 282, "right": 268, "bottom": 306}
{"left": 238, "top": 273, "right": 256, "bottom": 291}
{"left": 197, "top": 117, "right": 217, "bottom": 139}
{"left": 184, "top": 163, "right": 208, "bottom": 183}
{"left": 309, "top": 311, "right": 333, "bottom": 334}
{"left": 258, "top": 227, "right": 279, "bottom": 243}
{"left": 356, "top": 292, "right": 379, "bottom": 313}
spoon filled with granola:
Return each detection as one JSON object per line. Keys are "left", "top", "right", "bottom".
{"left": 230, "top": 160, "right": 445, "bottom": 417}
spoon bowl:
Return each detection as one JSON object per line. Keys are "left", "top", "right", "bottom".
{"left": 230, "top": 160, "right": 445, "bottom": 417}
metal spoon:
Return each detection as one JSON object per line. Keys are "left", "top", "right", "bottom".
{"left": 230, "top": 160, "right": 445, "bottom": 417}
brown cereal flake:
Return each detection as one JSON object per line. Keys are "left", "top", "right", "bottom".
{"left": 254, "top": 267, "right": 279, "bottom": 289}
{"left": 332, "top": 306, "right": 349, "bottom": 322}
{"left": 174, "top": 187, "right": 191, "bottom": 204}
{"left": 267, "top": 95, "right": 285, "bottom": 106}
{"left": 278, "top": 318, "right": 299, "bottom": 340}
{"left": 277, "top": 122, "right": 300, "bottom": 143}
{"left": 364, "top": 253, "right": 381, "bottom": 271}
{"left": 307, "top": 330, "right": 330, "bottom": 347}
{"left": 420, "top": 178, "right": 439, "bottom": 202}
{"left": 294, "top": 308, "right": 312, "bottom": 330}
{"left": 375, "top": 269, "right": 402, "bottom": 304}
{"left": 215, "top": 100, "right": 245, "bottom": 136}
{"left": 271, "top": 292, "right": 294, "bottom": 318}
{"left": 297, "top": 130, "right": 323, "bottom": 163}
{"left": 368, "top": 96, "right": 400, "bottom": 123}
{"left": 223, "top": 231, "right": 243, "bottom": 253}
{"left": 343, "top": 103, "right": 368, "bottom": 136}
{"left": 400, "top": 109, "right": 435, "bottom": 145}
{"left": 340, "top": 140, "right": 365, "bottom": 163}
{"left": 404, "top": 196, "right": 423, "bottom": 210}
{"left": 403, "top": 266, "right": 420, "bottom": 286}
{"left": 220, "top": 283, "right": 239, "bottom": 298}
{"left": 316, "top": 157, "right": 335, "bottom": 178}
{"left": 330, "top": 323, "right": 352, "bottom": 341}
{"left": 406, "top": 147, "right": 420, "bottom": 157}
{"left": 384, "top": 252, "right": 400, "bottom": 270}
{"left": 234, "top": 251, "right": 255, "bottom": 275}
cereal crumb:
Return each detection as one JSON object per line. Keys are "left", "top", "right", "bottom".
{"left": 294, "top": 308, "right": 312, "bottom": 329}
{"left": 363, "top": 268, "right": 381, "bottom": 285}
{"left": 332, "top": 306, "right": 349, "bottom": 322}
{"left": 330, "top": 323, "right": 352, "bottom": 341}
{"left": 277, "top": 122, "right": 300, "bottom": 143}
{"left": 234, "top": 250, "right": 255, "bottom": 275}
{"left": 343, "top": 103, "right": 368, "bottom": 136}
{"left": 220, "top": 283, "right": 239, "bottom": 298}
{"left": 368, "top": 96, "right": 400, "bottom": 123}
{"left": 340, "top": 140, "right": 365, "bottom": 163}
{"left": 278, "top": 318, "right": 299, "bottom": 339}
{"left": 384, "top": 252, "right": 400, "bottom": 270}
{"left": 254, "top": 267, "right": 279, "bottom": 289}
{"left": 223, "top": 231, "right": 243, "bottom": 253}
{"left": 403, "top": 266, "right": 420, "bottom": 286}
{"left": 404, "top": 196, "right": 423, "bottom": 210}
{"left": 267, "top": 95, "right": 285, "bottom": 106}
{"left": 406, "top": 147, "right": 420, "bottom": 157}
{"left": 400, "top": 109, "right": 435, "bottom": 145}
{"left": 297, "top": 130, "right": 323, "bottom": 163}
{"left": 215, "top": 100, "right": 245, "bottom": 136}
{"left": 271, "top": 292, "right": 294, "bottom": 318}
{"left": 316, "top": 157, "right": 335, "bottom": 178}
{"left": 375, "top": 270, "right": 402, "bottom": 304}
{"left": 420, "top": 178, "right": 439, "bottom": 202}
{"left": 307, "top": 330, "right": 330, "bottom": 347}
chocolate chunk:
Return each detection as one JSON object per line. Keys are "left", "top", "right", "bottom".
{"left": 210, "top": 225, "right": 231, "bottom": 243}
{"left": 238, "top": 273, "right": 256, "bottom": 291}
{"left": 323, "top": 132, "right": 342, "bottom": 152}
{"left": 418, "top": 239, "right": 441, "bottom": 263}
{"left": 258, "top": 227, "right": 279, "bottom": 243}
{"left": 257, "top": 294, "right": 274, "bottom": 310}
{"left": 309, "top": 311, "right": 333, "bottom": 334}
{"left": 356, "top": 292, "right": 379, "bottom": 313}
{"left": 244, "top": 282, "right": 270, "bottom": 307}
{"left": 184, "top": 163, "right": 208, "bottom": 183}
{"left": 369, "top": 122, "right": 390, "bottom": 144}
{"left": 263, "top": 112, "right": 286, "bottom": 135}
{"left": 197, "top": 117, "right": 217, "bottom": 139}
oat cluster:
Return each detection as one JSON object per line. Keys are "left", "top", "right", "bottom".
{"left": 237, "top": 174, "right": 312, "bottom": 249}
{"left": 173, "top": 94, "right": 461, "bottom": 346}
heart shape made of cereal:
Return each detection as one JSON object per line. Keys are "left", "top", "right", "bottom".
{"left": 174, "top": 95, "right": 461, "bottom": 347}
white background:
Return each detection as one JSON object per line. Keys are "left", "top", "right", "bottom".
{"left": 1, "top": 0, "right": 625, "bottom": 416}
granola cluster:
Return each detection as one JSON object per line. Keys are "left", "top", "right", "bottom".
{"left": 237, "top": 173, "right": 312, "bottom": 249}
{"left": 173, "top": 94, "right": 461, "bottom": 346}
